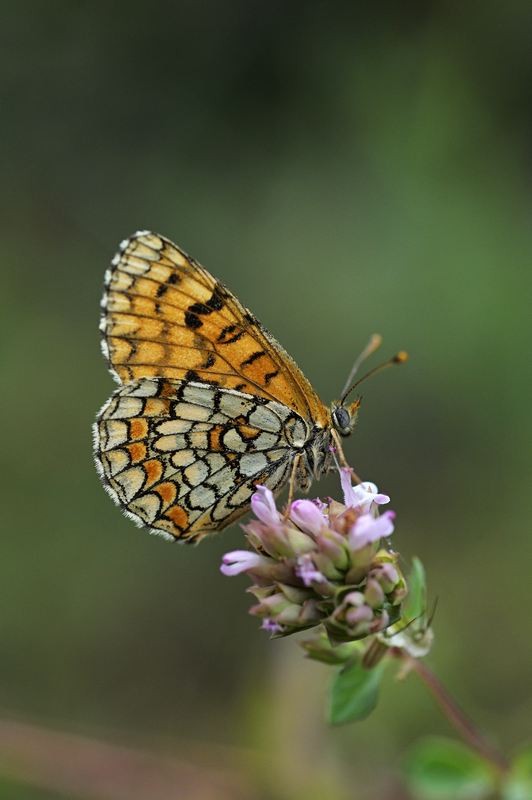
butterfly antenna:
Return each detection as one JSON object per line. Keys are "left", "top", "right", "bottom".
{"left": 340, "top": 349, "right": 408, "bottom": 405}
{"left": 339, "top": 333, "right": 383, "bottom": 400}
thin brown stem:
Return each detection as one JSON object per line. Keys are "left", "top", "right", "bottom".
{"left": 395, "top": 650, "right": 509, "bottom": 774}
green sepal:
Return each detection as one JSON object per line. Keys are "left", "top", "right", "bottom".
{"left": 301, "top": 632, "right": 363, "bottom": 665}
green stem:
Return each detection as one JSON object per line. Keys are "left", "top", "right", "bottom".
{"left": 395, "top": 650, "right": 509, "bottom": 774}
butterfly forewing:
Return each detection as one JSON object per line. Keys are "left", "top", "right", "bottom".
{"left": 100, "top": 231, "right": 326, "bottom": 423}
{"left": 95, "top": 231, "right": 330, "bottom": 541}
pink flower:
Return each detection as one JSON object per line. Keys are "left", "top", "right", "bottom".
{"left": 290, "top": 499, "right": 326, "bottom": 536}
{"left": 340, "top": 469, "right": 390, "bottom": 512}
{"left": 221, "top": 471, "right": 406, "bottom": 642}
{"left": 348, "top": 511, "right": 396, "bottom": 551}
{"left": 295, "top": 554, "right": 326, "bottom": 587}
{"left": 261, "top": 618, "right": 284, "bottom": 634}
{"left": 251, "top": 485, "right": 281, "bottom": 526}
{"left": 220, "top": 550, "right": 269, "bottom": 576}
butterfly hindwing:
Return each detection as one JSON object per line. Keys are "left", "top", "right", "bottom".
{"left": 94, "top": 378, "right": 310, "bottom": 540}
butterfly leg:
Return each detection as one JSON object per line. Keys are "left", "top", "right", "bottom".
{"left": 283, "top": 452, "right": 304, "bottom": 518}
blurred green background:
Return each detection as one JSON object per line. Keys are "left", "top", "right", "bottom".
{"left": 1, "top": 2, "right": 531, "bottom": 798}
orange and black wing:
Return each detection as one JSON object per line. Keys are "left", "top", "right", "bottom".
{"left": 100, "top": 231, "right": 327, "bottom": 426}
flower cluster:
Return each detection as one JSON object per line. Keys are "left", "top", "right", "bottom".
{"left": 221, "top": 469, "right": 407, "bottom": 641}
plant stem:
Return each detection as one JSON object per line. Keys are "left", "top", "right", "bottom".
{"left": 394, "top": 650, "right": 509, "bottom": 773}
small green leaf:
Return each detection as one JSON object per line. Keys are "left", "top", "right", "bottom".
{"left": 328, "top": 660, "right": 385, "bottom": 725}
{"left": 403, "top": 556, "right": 427, "bottom": 622}
{"left": 404, "top": 737, "right": 496, "bottom": 799}
{"left": 503, "top": 746, "right": 532, "bottom": 800}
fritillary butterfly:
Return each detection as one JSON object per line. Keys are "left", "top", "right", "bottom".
{"left": 93, "top": 231, "right": 384, "bottom": 542}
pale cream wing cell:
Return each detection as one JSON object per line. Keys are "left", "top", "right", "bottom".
{"left": 94, "top": 378, "right": 311, "bottom": 540}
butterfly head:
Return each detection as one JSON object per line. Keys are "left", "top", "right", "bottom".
{"left": 331, "top": 398, "right": 361, "bottom": 437}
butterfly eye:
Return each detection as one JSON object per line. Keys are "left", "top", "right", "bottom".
{"left": 332, "top": 406, "right": 351, "bottom": 436}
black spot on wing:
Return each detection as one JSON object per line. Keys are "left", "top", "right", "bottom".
{"left": 218, "top": 324, "right": 245, "bottom": 344}
{"left": 184, "top": 369, "right": 219, "bottom": 387}
{"left": 185, "top": 311, "right": 203, "bottom": 329}
{"left": 185, "top": 369, "right": 201, "bottom": 382}
{"left": 264, "top": 370, "right": 279, "bottom": 385}
{"left": 218, "top": 324, "right": 235, "bottom": 341}
{"left": 188, "top": 301, "right": 213, "bottom": 315}
{"left": 207, "top": 287, "right": 225, "bottom": 310}
{"left": 241, "top": 350, "right": 266, "bottom": 367}
{"left": 187, "top": 287, "right": 225, "bottom": 318}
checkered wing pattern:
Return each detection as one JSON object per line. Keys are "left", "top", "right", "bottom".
{"left": 94, "top": 231, "right": 331, "bottom": 540}
{"left": 95, "top": 378, "right": 312, "bottom": 541}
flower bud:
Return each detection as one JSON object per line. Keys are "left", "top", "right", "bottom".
{"left": 250, "top": 591, "right": 301, "bottom": 623}
{"left": 251, "top": 485, "right": 281, "bottom": 526}
{"left": 220, "top": 550, "right": 269, "bottom": 577}
{"left": 342, "top": 590, "right": 366, "bottom": 607}
{"left": 345, "top": 542, "right": 378, "bottom": 584}
{"left": 370, "top": 554, "right": 407, "bottom": 606}
{"left": 290, "top": 499, "right": 327, "bottom": 536}
{"left": 277, "top": 582, "right": 313, "bottom": 605}
{"left": 345, "top": 605, "right": 373, "bottom": 627}
{"left": 364, "top": 577, "right": 385, "bottom": 609}
{"left": 315, "top": 528, "right": 350, "bottom": 571}
{"left": 245, "top": 520, "right": 315, "bottom": 559}
{"left": 276, "top": 603, "right": 311, "bottom": 626}
{"left": 298, "top": 599, "right": 323, "bottom": 626}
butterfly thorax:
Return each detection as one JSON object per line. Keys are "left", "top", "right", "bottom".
{"left": 294, "top": 400, "right": 360, "bottom": 490}
{"left": 293, "top": 424, "right": 334, "bottom": 491}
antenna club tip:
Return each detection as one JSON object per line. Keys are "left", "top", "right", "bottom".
{"left": 393, "top": 351, "right": 409, "bottom": 364}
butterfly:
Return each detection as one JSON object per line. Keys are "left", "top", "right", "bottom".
{"left": 94, "top": 231, "right": 404, "bottom": 543}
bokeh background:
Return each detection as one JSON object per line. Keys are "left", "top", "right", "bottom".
{"left": 1, "top": 3, "right": 531, "bottom": 798}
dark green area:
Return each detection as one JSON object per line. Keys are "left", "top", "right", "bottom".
{"left": 1, "top": 2, "right": 531, "bottom": 798}
{"left": 0, "top": 779, "right": 68, "bottom": 800}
